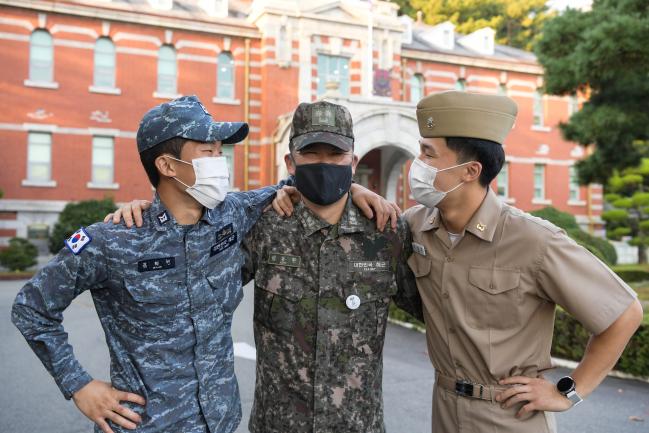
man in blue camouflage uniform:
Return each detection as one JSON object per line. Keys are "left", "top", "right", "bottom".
{"left": 12, "top": 95, "right": 291, "bottom": 433}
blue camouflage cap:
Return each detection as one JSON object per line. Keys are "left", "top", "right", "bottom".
{"left": 136, "top": 95, "right": 249, "bottom": 153}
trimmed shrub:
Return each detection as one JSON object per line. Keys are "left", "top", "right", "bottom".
{"left": 553, "top": 309, "right": 648, "bottom": 378}
{"left": 0, "top": 237, "right": 38, "bottom": 271}
{"left": 531, "top": 207, "right": 617, "bottom": 265}
{"left": 49, "top": 198, "right": 116, "bottom": 254}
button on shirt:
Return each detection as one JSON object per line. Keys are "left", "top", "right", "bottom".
{"left": 242, "top": 197, "right": 423, "bottom": 433}
{"left": 404, "top": 189, "right": 638, "bottom": 433}
{"left": 12, "top": 186, "right": 282, "bottom": 433}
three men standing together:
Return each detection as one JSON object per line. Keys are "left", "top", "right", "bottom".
{"left": 12, "top": 90, "right": 643, "bottom": 433}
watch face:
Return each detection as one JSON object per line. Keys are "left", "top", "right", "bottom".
{"left": 557, "top": 376, "right": 575, "bottom": 394}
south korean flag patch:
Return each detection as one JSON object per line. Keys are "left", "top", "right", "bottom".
{"left": 65, "top": 227, "right": 92, "bottom": 255}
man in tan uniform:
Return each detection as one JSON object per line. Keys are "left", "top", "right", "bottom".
{"left": 404, "top": 91, "right": 644, "bottom": 433}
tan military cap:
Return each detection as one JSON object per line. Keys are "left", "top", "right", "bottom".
{"left": 416, "top": 91, "right": 518, "bottom": 144}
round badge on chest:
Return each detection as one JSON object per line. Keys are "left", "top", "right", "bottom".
{"left": 346, "top": 294, "right": 361, "bottom": 310}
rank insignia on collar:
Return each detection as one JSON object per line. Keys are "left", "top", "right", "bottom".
{"left": 157, "top": 211, "right": 169, "bottom": 224}
{"left": 476, "top": 223, "right": 486, "bottom": 232}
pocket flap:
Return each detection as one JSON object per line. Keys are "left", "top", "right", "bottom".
{"left": 407, "top": 253, "right": 432, "bottom": 278}
{"left": 254, "top": 267, "right": 304, "bottom": 302}
{"left": 346, "top": 272, "right": 396, "bottom": 303}
{"left": 123, "top": 276, "right": 184, "bottom": 304}
{"left": 468, "top": 266, "right": 520, "bottom": 295}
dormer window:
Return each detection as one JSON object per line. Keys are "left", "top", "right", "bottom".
{"left": 458, "top": 27, "right": 495, "bottom": 55}
{"left": 148, "top": 0, "right": 173, "bottom": 10}
{"left": 199, "top": 0, "right": 228, "bottom": 17}
{"left": 443, "top": 29, "right": 452, "bottom": 47}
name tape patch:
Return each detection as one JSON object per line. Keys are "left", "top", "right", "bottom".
{"left": 210, "top": 232, "right": 237, "bottom": 257}
{"left": 138, "top": 257, "right": 175, "bottom": 272}
{"left": 267, "top": 253, "right": 301, "bottom": 268}
{"left": 350, "top": 260, "right": 390, "bottom": 272}
{"left": 412, "top": 242, "right": 427, "bottom": 256}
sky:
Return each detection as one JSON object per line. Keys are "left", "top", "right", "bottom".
{"left": 547, "top": 0, "right": 593, "bottom": 11}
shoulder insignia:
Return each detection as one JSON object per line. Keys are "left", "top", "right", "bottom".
{"left": 65, "top": 227, "right": 92, "bottom": 255}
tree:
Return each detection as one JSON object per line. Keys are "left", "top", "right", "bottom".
{"left": 531, "top": 206, "right": 617, "bottom": 266}
{"left": 401, "top": 0, "right": 555, "bottom": 50}
{"left": 535, "top": 0, "right": 649, "bottom": 185}
{"left": 0, "top": 238, "right": 38, "bottom": 272}
{"left": 49, "top": 198, "right": 116, "bottom": 254}
{"left": 602, "top": 159, "right": 649, "bottom": 264}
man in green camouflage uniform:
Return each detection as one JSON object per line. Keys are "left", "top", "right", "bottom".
{"left": 242, "top": 101, "right": 422, "bottom": 433}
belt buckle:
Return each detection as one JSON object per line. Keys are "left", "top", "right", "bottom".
{"left": 455, "top": 380, "right": 474, "bottom": 398}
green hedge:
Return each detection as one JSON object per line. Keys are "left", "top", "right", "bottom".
{"left": 611, "top": 265, "right": 649, "bottom": 283}
{"left": 389, "top": 305, "right": 649, "bottom": 378}
{"left": 553, "top": 309, "right": 648, "bottom": 378}
{"left": 530, "top": 207, "right": 617, "bottom": 265}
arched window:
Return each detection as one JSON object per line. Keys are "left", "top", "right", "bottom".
{"left": 29, "top": 29, "right": 53, "bottom": 82}
{"left": 157, "top": 45, "right": 177, "bottom": 94}
{"left": 410, "top": 73, "right": 424, "bottom": 102}
{"left": 217, "top": 51, "right": 235, "bottom": 99}
{"left": 455, "top": 78, "right": 466, "bottom": 91}
{"left": 94, "top": 37, "right": 116, "bottom": 88}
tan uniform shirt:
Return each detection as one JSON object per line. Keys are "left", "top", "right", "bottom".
{"left": 404, "top": 189, "right": 637, "bottom": 433}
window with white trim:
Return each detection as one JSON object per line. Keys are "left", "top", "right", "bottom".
{"left": 410, "top": 73, "right": 424, "bottom": 103}
{"left": 496, "top": 162, "right": 509, "bottom": 198}
{"left": 222, "top": 144, "right": 235, "bottom": 187}
{"left": 533, "top": 90, "right": 544, "bottom": 126}
{"left": 534, "top": 164, "right": 545, "bottom": 200}
{"left": 157, "top": 45, "right": 177, "bottom": 94}
{"left": 27, "top": 132, "right": 52, "bottom": 182}
{"left": 91, "top": 136, "right": 114, "bottom": 185}
{"left": 94, "top": 37, "right": 116, "bottom": 88}
{"left": 569, "top": 166, "right": 580, "bottom": 201}
{"left": 217, "top": 51, "right": 235, "bottom": 99}
{"left": 317, "top": 54, "right": 349, "bottom": 96}
{"left": 29, "top": 30, "right": 54, "bottom": 83}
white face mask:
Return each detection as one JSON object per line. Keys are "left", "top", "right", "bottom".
{"left": 408, "top": 157, "right": 471, "bottom": 208}
{"left": 168, "top": 156, "right": 230, "bottom": 209}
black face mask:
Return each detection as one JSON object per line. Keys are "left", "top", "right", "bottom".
{"left": 294, "top": 163, "right": 353, "bottom": 206}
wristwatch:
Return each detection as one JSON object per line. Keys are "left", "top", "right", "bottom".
{"left": 556, "top": 376, "right": 583, "bottom": 407}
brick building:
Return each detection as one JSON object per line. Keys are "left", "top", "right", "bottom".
{"left": 0, "top": 0, "right": 603, "bottom": 250}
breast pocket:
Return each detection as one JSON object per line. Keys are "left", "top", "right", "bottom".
{"left": 466, "top": 266, "right": 522, "bottom": 330}
{"left": 408, "top": 253, "right": 432, "bottom": 279}
{"left": 118, "top": 276, "right": 185, "bottom": 339}
{"left": 253, "top": 266, "right": 306, "bottom": 334}
{"left": 205, "top": 267, "right": 243, "bottom": 315}
{"left": 344, "top": 269, "right": 396, "bottom": 356}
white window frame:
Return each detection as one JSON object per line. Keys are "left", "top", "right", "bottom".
{"left": 155, "top": 44, "right": 178, "bottom": 97}
{"left": 23, "top": 132, "right": 56, "bottom": 187}
{"left": 216, "top": 51, "right": 235, "bottom": 101}
{"left": 87, "top": 136, "right": 119, "bottom": 189}
{"left": 410, "top": 73, "right": 424, "bottom": 103}
{"left": 532, "top": 163, "right": 550, "bottom": 204}
{"left": 27, "top": 29, "right": 56, "bottom": 86}
{"left": 496, "top": 162, "right": 509, "bottom": 199}
{"left": 533, "top": 90, "right": 544, "bottom": 127}
{"left": 317, "top": 54, "right": 350, "bottom": 96}
{"left": 91, "top": 37, "right": 118, "bottom": 91}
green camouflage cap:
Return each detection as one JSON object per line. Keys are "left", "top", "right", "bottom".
{"left": 289, "top": 101, "right": 354, "bottom": 152}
